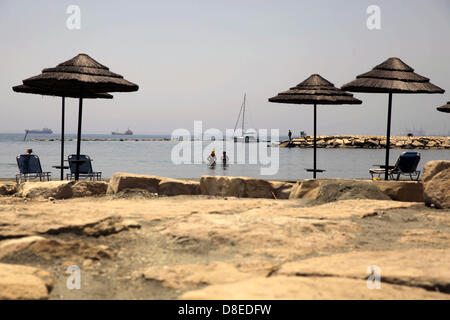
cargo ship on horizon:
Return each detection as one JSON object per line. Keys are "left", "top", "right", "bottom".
{"left": 112, "top": 128, "right": 133, "bottom": 136}
{"left": 25, "top": 128, "right": 53, "bottom": 134}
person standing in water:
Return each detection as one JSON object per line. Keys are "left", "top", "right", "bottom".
{"left": 288, "top": 130, "right": 292, "bottom": 141}
{"left": 222, "top": 151, "right": 229, "bottom": 166}
{"left": 207, "top": 150, "right": 217, "bottom": 166}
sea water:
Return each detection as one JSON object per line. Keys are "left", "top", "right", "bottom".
{"left": 0, "top": 133, "right": 448, "bottom": 180}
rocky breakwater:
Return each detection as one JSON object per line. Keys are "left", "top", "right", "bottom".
{"left": 280, "top": 135, "right": 449, "bottom": 149}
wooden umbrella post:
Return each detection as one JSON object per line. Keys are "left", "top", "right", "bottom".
{"left": 313, "top": 104, "right": 317, "bottom": 179}
{"left": 75, "top": 97, "right": 83, "bottom": 181}
{"left": 60, "top": 97, "right": 65, "bottom": 180}
{"left": 385, "top": 93, "right": 393, "bottom": 180}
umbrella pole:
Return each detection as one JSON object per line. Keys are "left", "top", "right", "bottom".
{"left": 60, "top": 97, "right": 65, "bottom": 180}
{"left": 385, "top": 93, "right": 393, "bottom": 180}
{"left": 313, "top": 103, "right": 317, "bottom": 179}
{"left": 75, "top": 97, "right": 83, "bottom": 181}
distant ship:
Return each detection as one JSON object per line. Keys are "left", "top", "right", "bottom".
{"left": 25, "top": 128, "right": 53, "bottom": 134}
{"left": 112, "top": 128, "right": 133, "bottom": 135}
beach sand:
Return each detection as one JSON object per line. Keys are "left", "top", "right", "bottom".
{"left": 0, "top": 193, "right": 449, "bottom": 299}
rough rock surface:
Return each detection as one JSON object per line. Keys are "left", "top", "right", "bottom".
{"left": 16, "top": 181, "right": 108, "bottom": 199}
{"left": 422, "top": 160, "right": 450, "bottom": 183}
{"left": 0, "top": 263, "right": 54, "bottom": 299}
{"left": 373, "top": 181, "right": 423, "bottom": 202}
{"left": 18, "top": 181, "right": 75, "bottom": 199}
{"left": 289, "top": 179, "right": 390, "bottom": 203}
{"left": 0, "top": 183, "right": 17, "bottom": 196}
{"left": 107, "top": 173, "right": 200, "bottom": 196}
{"left": 157, "top": 200, "right": 418, "bottom": 260}
{"left": 0, "top": 194, "right": 448, "bottom": 299}
{"left": 143, "top": 260, "right": 275, "bottom": 290}
{"left": 200, "top": 176, "right": 293, "bottom": 199}
{"left": 71, "top": 181, "right": 108, "bottom": 197}
{"left": 0, "top": 236, "right": 113, "bottom": 261}
{"left": 278, "top": 249, "right": 450, "bottom": 293}
{"left": 181, "top": 276, "right": 449, "bottom": 300}
{"left": 422, "top": 161, "right": 450, "bottom": 209}
{"left": 0, "top": 208, "right": 141, "bottom": 240}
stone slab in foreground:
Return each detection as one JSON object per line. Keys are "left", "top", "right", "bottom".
{"left": 181, "top": 276, "right": 449, "bottom": 300}
{"left": 0, "top": 263, "right": 53, "bottom": 300}
{"left": 278, "top": 249, "right": 450, "bottom": 293}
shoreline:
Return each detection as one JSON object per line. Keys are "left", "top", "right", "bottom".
{"left": 280, "top": 135, "right": 449, "bottom": 149}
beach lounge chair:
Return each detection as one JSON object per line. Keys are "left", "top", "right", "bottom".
{"left": 67, "top": 154, "right": 102, "bottom": 181}
{"left": 16, "top": 154, "right": 51, "bottom": 183}
{"left": 369, "top": 152, "right": 421, "bottom": 180}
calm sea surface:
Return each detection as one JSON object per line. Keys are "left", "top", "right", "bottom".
{"left": 1, "top": 133, "right": 449, "bottom": 180}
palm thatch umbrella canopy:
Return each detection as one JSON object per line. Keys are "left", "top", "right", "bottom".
{"left": 342, "top": 57, "right": 445, "bottom": 180}
{"left": 20, "top": 53, "right": 139, "bottom": 180}
{"left": 12, "top": 84, "right": 113, "bottom": 180}
{"left": 437, "top": 101, "right": 450, "bottom": 113}
{"left": 13, "top": 84, "right": 113, "bottom": 99}
{"left": 269, "top": 74, "right": 362, "bottom": 178}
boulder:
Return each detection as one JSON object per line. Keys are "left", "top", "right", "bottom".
{"left": 0, "top": 263, "right": 53, "bottom": 300}
{"left": 158, "top": 178, "right": 200, "bottom": 196}
{"left": 367, "top": 139, "right": 379, "bottom": 147}
{"left": 0, "top": 183, "right": 17, "bottom": 196}
{"left": 373, "top": 181, "right": 423, "bottom": 202}
{"left": 17, "top": 181, "right": 75, "bottom": 199}
{"left": 289, "top": 179, "right": 390, "bottom": 203}
{"left": 107, "top": 173, "right": 200, "bottom": 196}
{"left": 107, "top": 173, "right": 160, "bottom": 194}
{"left": 422, "top": 161, "right": 450, "bottom": 209}
{"left": 199, "top": 176, "right": 293, "bottom": 199}
{"left": 0, "top": 236, "right": 113, "bottom": 261}
{"left": 422, "top": 160, "right": 450, "bottom": 183}
{"left": 352, "top": 138, "right": 365, "bottom": 147}
{"left": 17, "top": 181, "right": 110, "bottom": 199}
{"left": 72, "top": 181, "right": 108, "bottom": 197}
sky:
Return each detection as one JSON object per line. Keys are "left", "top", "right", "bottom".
{"left": 0, "top": 0, "right": 449, "bottom": 136}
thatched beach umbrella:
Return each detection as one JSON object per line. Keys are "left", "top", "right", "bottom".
{"left": 342, "top": 57, "right": 445, "bottom": 180}
{"left": 269, "top": 74, "right": 362, "bottom": 178}
{"left": 12, "top": 84, "right": 112, "bottom": 180}
{"left": 21, "top": 53, "right": 139, "bottom": 180}
{"left": 437, "top": 101, "right": 450, "bottom": 113}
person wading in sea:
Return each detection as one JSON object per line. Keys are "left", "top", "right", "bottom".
{"left": 222, "top": 151, "right": 229, "bottom": 166}
{"left": 207, "top": 150, "right": 217, "bottom": 167}
{"left": 288, "top": 130, "right": 292, "bottom": 141}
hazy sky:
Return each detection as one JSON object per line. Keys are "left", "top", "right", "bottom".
{"left": 0, "top": 0, "right": 449, "bottom": 136}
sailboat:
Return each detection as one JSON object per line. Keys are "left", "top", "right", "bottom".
{"left": 232, "top": 93, "right": 259, "bottom": 143}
